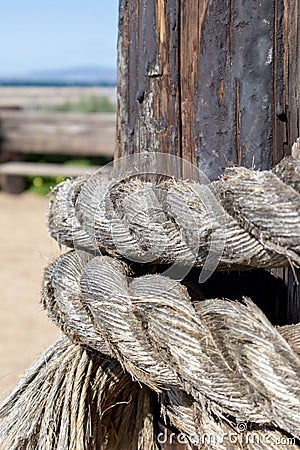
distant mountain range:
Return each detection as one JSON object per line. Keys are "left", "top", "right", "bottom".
{"left": 0, "top": 66, "right": 117, "bottom": 86}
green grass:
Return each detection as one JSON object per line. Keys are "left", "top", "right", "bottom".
{"left": 27, "top": 176, "right": 63, "bottom": 196}
{"left": 24, "top": 155, "right": 113, "bottom": 196}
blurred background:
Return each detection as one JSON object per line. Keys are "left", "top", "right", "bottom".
{"left": 0, "top": 1, "right": 118, "bottom": 400}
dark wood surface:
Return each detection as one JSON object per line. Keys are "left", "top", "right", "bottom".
{"left": 115, "top": 1, "right": 299, "bottom": 447}
{"left": 116, "top": 0, "right": 298, "bottom": 179}
{"left": 283, "top": 0, "right": 300, "bottom": 324}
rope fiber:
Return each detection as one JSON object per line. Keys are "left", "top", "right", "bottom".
{"left": 1, "top": 150, "right": 300, "bottom": 449}
{"left": 48, "top": 155, "right": 300, "bottom": 270}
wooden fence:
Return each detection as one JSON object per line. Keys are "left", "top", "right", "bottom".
{"left": 0, "top": 110, "right": 116, "bottom": 157}
{"left": 0, "top": 110, "right": 116, "bottom": 193}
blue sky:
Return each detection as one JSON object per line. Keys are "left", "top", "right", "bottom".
{"left": 0, "top": 1, "right": 119, "bottom": 76}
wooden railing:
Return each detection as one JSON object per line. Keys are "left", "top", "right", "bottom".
{"left": 0, "top": 110, "right": 116, "bottom": 157}
{"left": 0, "top": 110, "right": 116, "bottom": 193}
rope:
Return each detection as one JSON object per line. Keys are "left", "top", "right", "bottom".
{"left": 48, "top": 155, "right": 300, "bottom": 270}
{"left": 1, "top": 150, "right": 300, "bottom": 449}
{"left": 40, "top": 251, "right": 300, "bottom": 443}
{"left": 0, "top": 337, "right": 157, "bottom": 450}
{"left": 1, "top": 336, "right": 298, "bottom": 449}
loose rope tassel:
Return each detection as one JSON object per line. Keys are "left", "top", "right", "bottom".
{"left": 40, "top": 251, "right": 300, "bottom": 443}
{"left": 0, "top": 337, "right": 158, "bottom": 450}
{"left": 48, "top": 154, "right": 300, "bottom": 270}
{"left": 0, "top": 338, "right": 299, "bottom": 450}
{"left": 0, "top": 251, "right": 300, "bottom": 450}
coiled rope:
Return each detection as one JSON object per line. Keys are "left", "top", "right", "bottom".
{"left": 48, "top": 154, "right": 300, "bottom": 270}
{"left": 1, "top": 250, "right": 300, "bottom": 448}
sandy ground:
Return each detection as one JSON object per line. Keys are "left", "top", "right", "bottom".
{"left": 0, "top": 86, "right": 114, "bottom": 404}
{"left": 0, "top": 192, "right": 62, "bottom": 401}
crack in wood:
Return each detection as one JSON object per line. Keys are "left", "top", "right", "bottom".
{"left": 218, "top": 79, "right": 225, "bottom": 106}
{"left": 234, "top": 77, "right": 242, "bottom": 166}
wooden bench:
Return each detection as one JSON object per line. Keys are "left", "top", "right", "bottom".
{"left": 0, "top": 110, "right": 116, "bottom": 193}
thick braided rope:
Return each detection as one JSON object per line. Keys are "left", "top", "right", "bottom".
{"left": 1, "top": 151, "right": 300, "bottom": 449}
{"left": 41, "top": 250, "right": 300, "bottom": 443}
{"left": 48, "top": 155, "right": 300, "bottom": 270}
{"left": 1, "top": 336, "right": 298, "bottom": 449}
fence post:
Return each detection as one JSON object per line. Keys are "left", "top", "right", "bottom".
{"left": 115, "top": 0, "right": 299, "bottom": 447}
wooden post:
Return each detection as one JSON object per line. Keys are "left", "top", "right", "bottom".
{"left": 115, "top": 0, "right": 299, "bottom": 447}
{"left": 116, "top": 0, "right": 298, "bottom": 177}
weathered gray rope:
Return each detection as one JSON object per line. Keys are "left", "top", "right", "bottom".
{"left": 1, "top": 151, "right": 300, "bottom": 449}
{"left": 1, "top": 336, "right": 298, "bottom": 449}
{"left": 40, "top": 251, "right": 300, "bottom": 442}
{"left": 0, "top": 337, "right": 157, "bottom": 450}
{"left": 48, "top": 155, "right": 300, "bottom": 270}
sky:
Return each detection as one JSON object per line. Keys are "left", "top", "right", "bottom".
{"left": 0, "top": 1, "right": 119, "bottom": 76}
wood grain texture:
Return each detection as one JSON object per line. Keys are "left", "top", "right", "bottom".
{"left": 282, "top": 0, "right": 300, "bottom": 324}
{"left": 283, "top": 0, "right": 300, "bottom": 149}
{"left": 116, "top": 0, "right": 298, "bottom": 181}
{"left": 179, "top": 0, "right": 208, "bottom": 175}
{"left": 116, "top": 0, "right": 182, "bottom": 176}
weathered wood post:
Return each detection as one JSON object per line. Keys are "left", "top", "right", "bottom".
{"left": 116, "top": 0, "right": 299, "bottom": 172}
{"left": 115, "top": 0, "right": 299, "bottom": 447}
